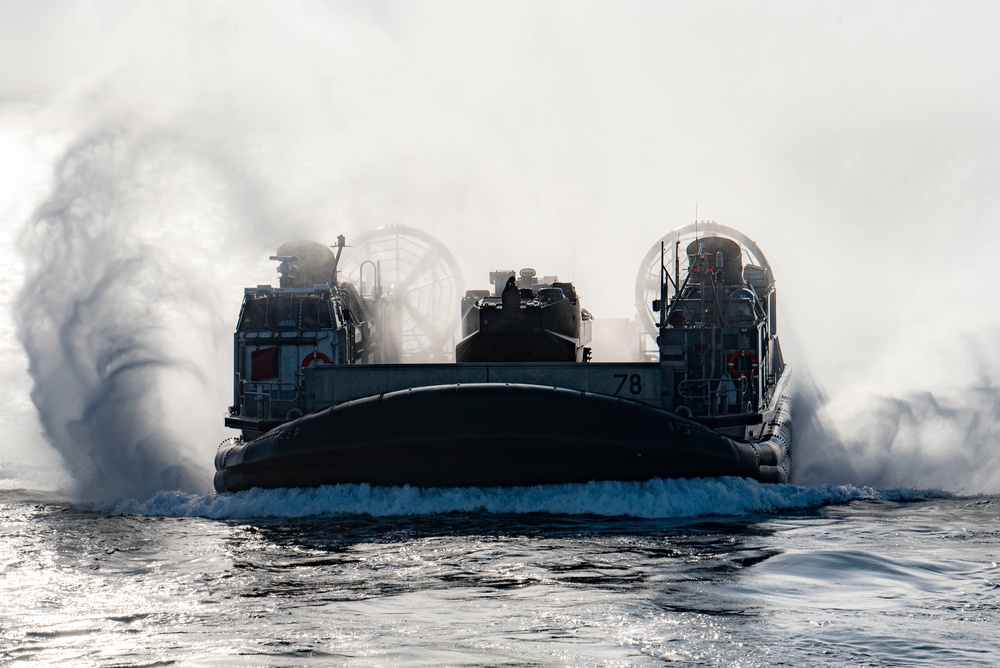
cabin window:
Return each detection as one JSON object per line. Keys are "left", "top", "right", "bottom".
{"left": 725, "top": 289, "right": 757, "bottom": 320}
{"left": 239, "top": 297, "right": 269, "bottom": 330}
{"left": 299, "top": 296, "right": 334, "bottom": 329}
{"left": 239, "top": 294, "right": 337, "bottom": 331}
{"left": 726, "top": 298, "right": 754, "bottom": 319}
{"left": 301, "top": 297, "right": 320, "bottom": 329}
{"left": 271, "top": 297, "right": 298, "bottom": 328}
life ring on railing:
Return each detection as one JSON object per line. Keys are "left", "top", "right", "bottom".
{"left": 727, "top": 350, "right": 758, "bottom": 380}
{"left": 301, "top": 351, "right": 332, "bottom": 367}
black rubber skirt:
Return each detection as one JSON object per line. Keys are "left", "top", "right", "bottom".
{"left": 215, "top": 383, "right": 791, "bottom": 492}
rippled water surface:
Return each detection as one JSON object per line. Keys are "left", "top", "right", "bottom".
{"left": 2, "top": 482, "right": 998, "bottom": 666}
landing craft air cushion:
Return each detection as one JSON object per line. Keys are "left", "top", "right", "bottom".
{"left": 214, "top": 222, "right": 791, "bottom": 492}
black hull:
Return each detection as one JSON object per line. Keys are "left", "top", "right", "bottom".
{"left": 215, "top": 384, "right": 791, "bottom": 493}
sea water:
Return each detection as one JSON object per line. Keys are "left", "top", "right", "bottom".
{"left": 1, "top": 477, "right": 996, "bottom": 666}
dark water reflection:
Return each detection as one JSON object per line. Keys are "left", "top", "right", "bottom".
{"left": 4, "top": 491, "right": 998, "bottom": 666}
{"left": 221, "top": 512, "right": 790, "bottom": 625}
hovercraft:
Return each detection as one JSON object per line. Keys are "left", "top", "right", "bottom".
{"left": 215, "top": 222, "right": 791, "bottom": 493}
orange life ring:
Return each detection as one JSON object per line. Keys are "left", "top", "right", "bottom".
{"left": 302, "top": 351, "right": 332, "bottom": 367}
{"left": 727, "top": 350, "right": 758, "bottom": 380}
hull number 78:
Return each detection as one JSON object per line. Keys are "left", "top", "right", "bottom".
{"left": 613, "top": 373, "right": 642, "bottom": 396}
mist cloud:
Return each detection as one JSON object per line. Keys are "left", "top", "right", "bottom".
{"left": 16, "top": 124, "right": 220, "bottom": 499}
{"left": 6, "top": 1, "right": 1000, "bottom": 497}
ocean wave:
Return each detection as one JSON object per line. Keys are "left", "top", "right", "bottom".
{"left": 93, "top": 478, "right": 946, "bottom": 520}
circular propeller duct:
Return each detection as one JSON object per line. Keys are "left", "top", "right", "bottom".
{"left": 342, "top": 225, "right": 464, "bottom": 362}
{"left": 634, "top": 221, "right": 772, "bottom": 336}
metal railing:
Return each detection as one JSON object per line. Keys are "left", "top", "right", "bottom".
{"left": 240, "top": 382, "right": 301, "bottom": 419}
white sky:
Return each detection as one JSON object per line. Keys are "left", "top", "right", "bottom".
{"left": 2, "top": 0, "right": 1000, "bottom": 491}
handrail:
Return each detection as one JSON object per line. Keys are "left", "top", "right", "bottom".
{"left": 243, "top": 382, "right": 301, "bottom": 419}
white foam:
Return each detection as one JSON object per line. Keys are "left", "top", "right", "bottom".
{"left": 95, "top": 478, "right": 942, "bottom": 520}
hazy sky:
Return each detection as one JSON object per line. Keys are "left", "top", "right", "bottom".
{"left": 5, "top": 0, "right": 993, "bottom": 366}
{"left": 2, "top": 1, "right": 1000, "bottom": 494}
